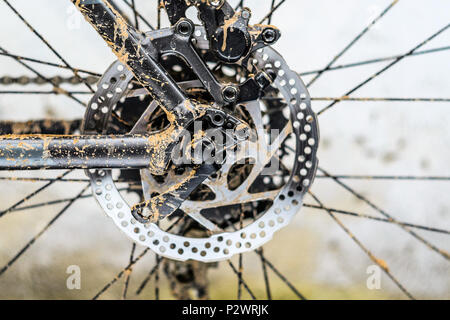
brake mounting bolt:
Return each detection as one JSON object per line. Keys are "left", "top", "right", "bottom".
{"left": 222, "top": 86, "right": 239, "bottom": 103}
{"left": 176, "top": 20, "right": 193, "bottom": 36}
{"left": 262, "top": 28, "right": 278, "bottom": 44}
{"left": 241, "top": 8, "right": 251, "bottom": 20}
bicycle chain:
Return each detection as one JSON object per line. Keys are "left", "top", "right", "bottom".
{"left": 0, "top": 75, "right": 98, "bottom": 86}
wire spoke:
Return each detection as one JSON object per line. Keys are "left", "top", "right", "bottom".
{"left": 134, "top": 215, "right": 186, "bottom": 296}
{"left": 121, "top": 242, "right": 136, "bottom": 300}
{"left": 223, "top": 203, "right": 306, "bottom": 300}
{"left": 97, "top": 215, "right": 186, "bottom": 299}
{"left": 10, "top": 188, "right": 137, "bottom": 214}
{"left": 308, "top": 191, "right": 415, "bottom": 299}
{"left": 3, "top": 0, "right": 95, "bottom": 93}
{"left": 130, "top": 0, "right": 139, "bottom": 29}
{"left": 237, "top": 207, "right": 244, "bottom": 300}
{"left": 268, "top": 0, "right": 276, "bottom": 24}
{"left": 227, "top": 260, "right": 257, "bottom": 300}
{"left": 318, "top": 167, "right": 450, "bottom": 260}
{"left": 109, "top": 0, "right": 133, "bottom": 24}
{"left": 154, "top": 254, "right": 161, "bottom": 300}
{"left": 259, "top": 0, "right": 286, "bottom": 24}
{"left": 92, "top": 247, "right": 150, "bottom": 300}
{"left": 264, "top": 96, "right": 450, "bottom": 103}
{"left": 0, "top": 51, "right": 128, "bottom": 124}
{"left": 0, "top": 52, "right": 101, "bottom": 77}
{"left": 312, "top": 97, "right": 450, "bottom": 103}
{"left": 0, "top": 90, "right": 91, "bottom": 95}
{"left": 317, "top": 23, "right": 450, "bottom": 116}
{"left": 307, "top": 0, "right": 399, "bottom": 88}
{"left": 316, "top": 174, "right": 450, "bottom": 181}
{"left": 0, "top": 46, "right": 86, "bottom": 107}
{"left": 299, "top": 46, "right": 450, "bottom": 77}
{"left": 0, "top": 184, "right": 90, "bottom": 277}
{"left": 121, "top": 0, "right": 155, "bottom": 30}
{"left": 304, "top": 203, "right": 450, "bottom": 235}
{"left": 234, "top": 0, "right": 245, "bottom": 11}
{"left": 251, "top": 205, "right": 272, "bottom": 300}
{"left": 135, "top": 261, "right": 161, "bottom": 295}
{"left": 157, "top": 0, "right": 162, "bottom": 29}
{"left": 1, "top": 2, "right": 149, "bottom": 123}
{"left": 10, "top": 194, "right": 92, "bottom": 213}
{"left": 220, "top": 215, "right": 256, "bottom": 300}
{"left": 237, "top": 254, "right": 243, "bottom": 299}
{"left": 0, "top": 170, "right": 73, "bottom": 219}
{"left": 255, "top": 250, "right": 307, "bottom": 300}
{"left": 0, "top": 176, "right": 142, "bottom": 184}
{"left": 224, "top": 207, "right": 303, "bottom": 300}
{"left": 0, "top": 177, "right": 88, "bottom": 183}
{"left": 259, "top": 248, "right": 272, "bottom": 300}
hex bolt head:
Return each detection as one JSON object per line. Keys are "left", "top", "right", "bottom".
{"left": 211, "top": 112, "right": 225, "bottom": 127}
{"left": 241, "top": 8, "right": 251, "bottom": 20}
{"left": 262, "top": 28, "right": 278, "bottom": 44}
{"left": 176, "top": 20, "right": 193, "bottom": 36}
{"left": 222, "top": 86, "right": 239, "bottom": 103}
{"left": 235, "top": 127, "right": 249, "bottom": 141}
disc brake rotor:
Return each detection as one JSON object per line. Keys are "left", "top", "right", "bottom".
{"left": 82, "top": 28, "right": 319, "bottom": 262}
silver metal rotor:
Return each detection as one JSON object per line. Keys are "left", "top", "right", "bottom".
{"left": 82, "top": 28, "right": 319, "bottom": 262}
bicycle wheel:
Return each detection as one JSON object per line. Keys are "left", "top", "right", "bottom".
{"left": 0, "top": 0, "right": 448, "bottom": 300}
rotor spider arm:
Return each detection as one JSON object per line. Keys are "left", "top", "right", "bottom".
{"left": 131, "top": 163, "right": 220, "bottom": 223}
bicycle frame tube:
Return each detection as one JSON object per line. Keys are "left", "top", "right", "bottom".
{"left": 0, "top": 133, "right": 174, "bottom": 172}
{"left": 72, "top": 0, "right": 186, "bottom": 111}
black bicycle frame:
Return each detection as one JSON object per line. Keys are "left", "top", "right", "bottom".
{"left": 0, "top": 133, "right": 170, "bottom": 171}
{"left": 73, "top": 0, "right": 187, "bottom": 110}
